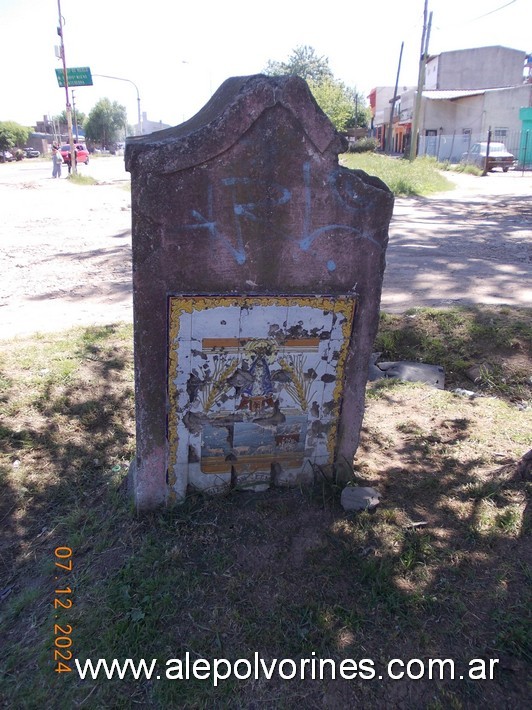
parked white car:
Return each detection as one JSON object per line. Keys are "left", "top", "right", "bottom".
{"left": 461, "top": 142, "right": 515, "bottom": 172}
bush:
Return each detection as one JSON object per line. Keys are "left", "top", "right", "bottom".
{"left": 347, "top": 137, "right": 378, "bottom": 153}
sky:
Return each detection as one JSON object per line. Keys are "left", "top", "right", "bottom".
{"left": 0, "top": 0, "right": 530, "bottom": 130}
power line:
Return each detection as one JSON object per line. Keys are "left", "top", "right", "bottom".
{"left": 434, "top": 0, "right": 517, "bottom": 30}
{"left": 471, "top": 0, "right": 517, "bottom": 21}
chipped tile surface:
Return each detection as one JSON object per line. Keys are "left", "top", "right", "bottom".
{"left": 168, "top": 296, "right": 355, "bottom": 495}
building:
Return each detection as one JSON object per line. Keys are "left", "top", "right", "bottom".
{"left": 367, "top": 85, "right": 415, "bottom": 150}
{"left": 424, "top": 45, "right": 525, "bottom": 91}
{"left": 519, "top": 106, "right": 532, "bottom": 167}
{"left": 370, "top": 46, "right": 531, "bottom": 159}
{"left": 133, "top": 112, "right": 171, "bottom": 136}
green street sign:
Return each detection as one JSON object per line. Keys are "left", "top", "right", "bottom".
{"left": 55, "top": 67, "right": 93, "bottom": 87}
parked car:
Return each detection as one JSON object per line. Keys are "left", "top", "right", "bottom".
{"left": 60, "top": 143, "right": 89, "bottom": 165}
{"left": 0, "top": 150, "right": 14, "bottom": 163}
{"left": 24, "top": 147, "right": 40, "bottom": 158}
{"left": 461, "top": 142, "right": 515, "bottom": 172}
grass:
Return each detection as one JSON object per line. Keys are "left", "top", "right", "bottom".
{"left": 441, "top": 161, "right": 483, "bottom": 176}
{"left": 340, "top": 153, "right": 454, "bottom": 196}
{"left": 66, "top": 173, "right": 98, "bottom": 185}
{"left": 0, "top": 307, "right": 531, "bottom": 708}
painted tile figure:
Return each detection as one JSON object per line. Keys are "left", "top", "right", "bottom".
{"left": 238, "top": 339, "right": 276, "bottom": 413}
{"left": 168, "top": 296, "right": 356, "bottom": 499}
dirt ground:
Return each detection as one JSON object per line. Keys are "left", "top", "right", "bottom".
{"left": 0, "top": 157, "right": 531, "bottom": 338}
{"left": 1, "top": 159, "right": 530, "bottom": 709}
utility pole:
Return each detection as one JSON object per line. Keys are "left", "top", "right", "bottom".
{"left": 409, "top": 1, "right": 432, "bottom": 161}
{"left": 57, "top": 0, "right": 76, "bottom": 174}
{"left": 72, "top": 89, "right": 79, "bottom": 141}
{"left": 387, "top": 41, "right": 404, "bottom": 154}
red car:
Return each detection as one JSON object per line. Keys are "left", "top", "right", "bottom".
{"left": 60, "top": 143, "right": 89, "bottom": 165}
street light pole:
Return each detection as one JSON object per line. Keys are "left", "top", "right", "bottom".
{"left": 92, "top": 74, "right": 142, "bottom": 135}
{"left": 57, "top": 0, "right": 76, "bottom": 173}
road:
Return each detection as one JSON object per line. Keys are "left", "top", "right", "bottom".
{"left": 383, "top": 170, "right": 532, "bottom": 312}
{"left": 0, "top": 157, "right": 530, "bottom": 338}
{"left": 0, "top": 157, "right": 132, "bottom": 338}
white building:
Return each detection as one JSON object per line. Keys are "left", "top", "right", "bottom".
{"left": 370, "top": 46, "right": 531, "bottom": 158}
{"left": 424, "top": 46, "right": 525, "bottom": 91}
{"left": 134, "top": 112, "right": 171, "bottom": 136}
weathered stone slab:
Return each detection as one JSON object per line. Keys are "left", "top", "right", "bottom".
{"left": 341, "top": 486, "right": 381, "bottom": 511}
{"left": 370, "top": 356, "right": 445, "bottom": 389}
{"left": 125, "top": 74, "right": 393, "bottom": 509}
{"left": 380, "top": 361, "right": 445, "bottom": 388}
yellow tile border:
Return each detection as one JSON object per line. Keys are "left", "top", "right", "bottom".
{"left": 167, "top": 295, "right": 356, "bottom": 498}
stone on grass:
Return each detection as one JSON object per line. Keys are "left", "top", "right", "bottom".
{"left": 341, "top": 486, "right": 381, "bottom": 512}
{"left": 375, "top": 360, "right": 445, "bottom": 389}
{"left": 368, "top": 352, "right": 384, "bottom": 382}
{"left": 516, "top": 449, "right": 532, "bottom": 481}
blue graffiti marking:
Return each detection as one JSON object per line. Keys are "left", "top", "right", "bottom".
{"left": 298, "top": 163, "right": 383, "bottom": 253}
{"left": 299, "top": 223, "right": 381, "bottom": 252}
{"left": 179, "top": 163, "right": 383, "bottom": 267}
{"left": 222, "top": 176, "right": 291, "bottom": 221}
{"left": 329, "top": 169, "right": 368, "bottom": 214}
{"left": 182, "top": 183, "right": 247, "bottom": 265}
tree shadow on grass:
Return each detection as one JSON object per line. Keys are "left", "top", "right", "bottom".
{"left": 0, "top": 322, "right": 530, "bottom": 709}
{"left": 0, "top": 324, "right": 135, "bottom": 591}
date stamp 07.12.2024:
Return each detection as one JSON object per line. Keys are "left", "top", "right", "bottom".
{"left": 53, "top": 546, "right": 73, "bottom": 674}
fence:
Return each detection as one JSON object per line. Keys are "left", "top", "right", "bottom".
{"left": 417, "top": 130, "right": 532, "bottom": 168}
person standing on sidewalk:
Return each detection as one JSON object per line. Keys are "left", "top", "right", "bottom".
{"left": 52, "top": 145, "right": 63, "bottom": 178}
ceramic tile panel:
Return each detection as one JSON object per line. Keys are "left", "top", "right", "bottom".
{"left": 168, "top": 295, "right": 355, "bottom": 496}
{"left": 239, "top": 303, "right": 289, "bottom": 340}
{"left": 191, "top": 302, "right": 242, "bottom": 342}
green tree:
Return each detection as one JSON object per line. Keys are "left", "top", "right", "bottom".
{"left": 0, "top": 121, "right": 31, "bottom": 151}
{"left": 54, "top": 109, "right": 87, "bottom": 133}
{"left": 264, "top": 45, "right": 333, "bottom": 84}
{"left": 264, "top": 46, "right": 369, "bottom": 131}
{"left": 310, "top": 79, "right": 366, "bottom": 132}
{"left": 84, "top": 98, "right": 127, "bottom": 147}
{"left": 343, "top": 86, "right": 371, "bottom": 129}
